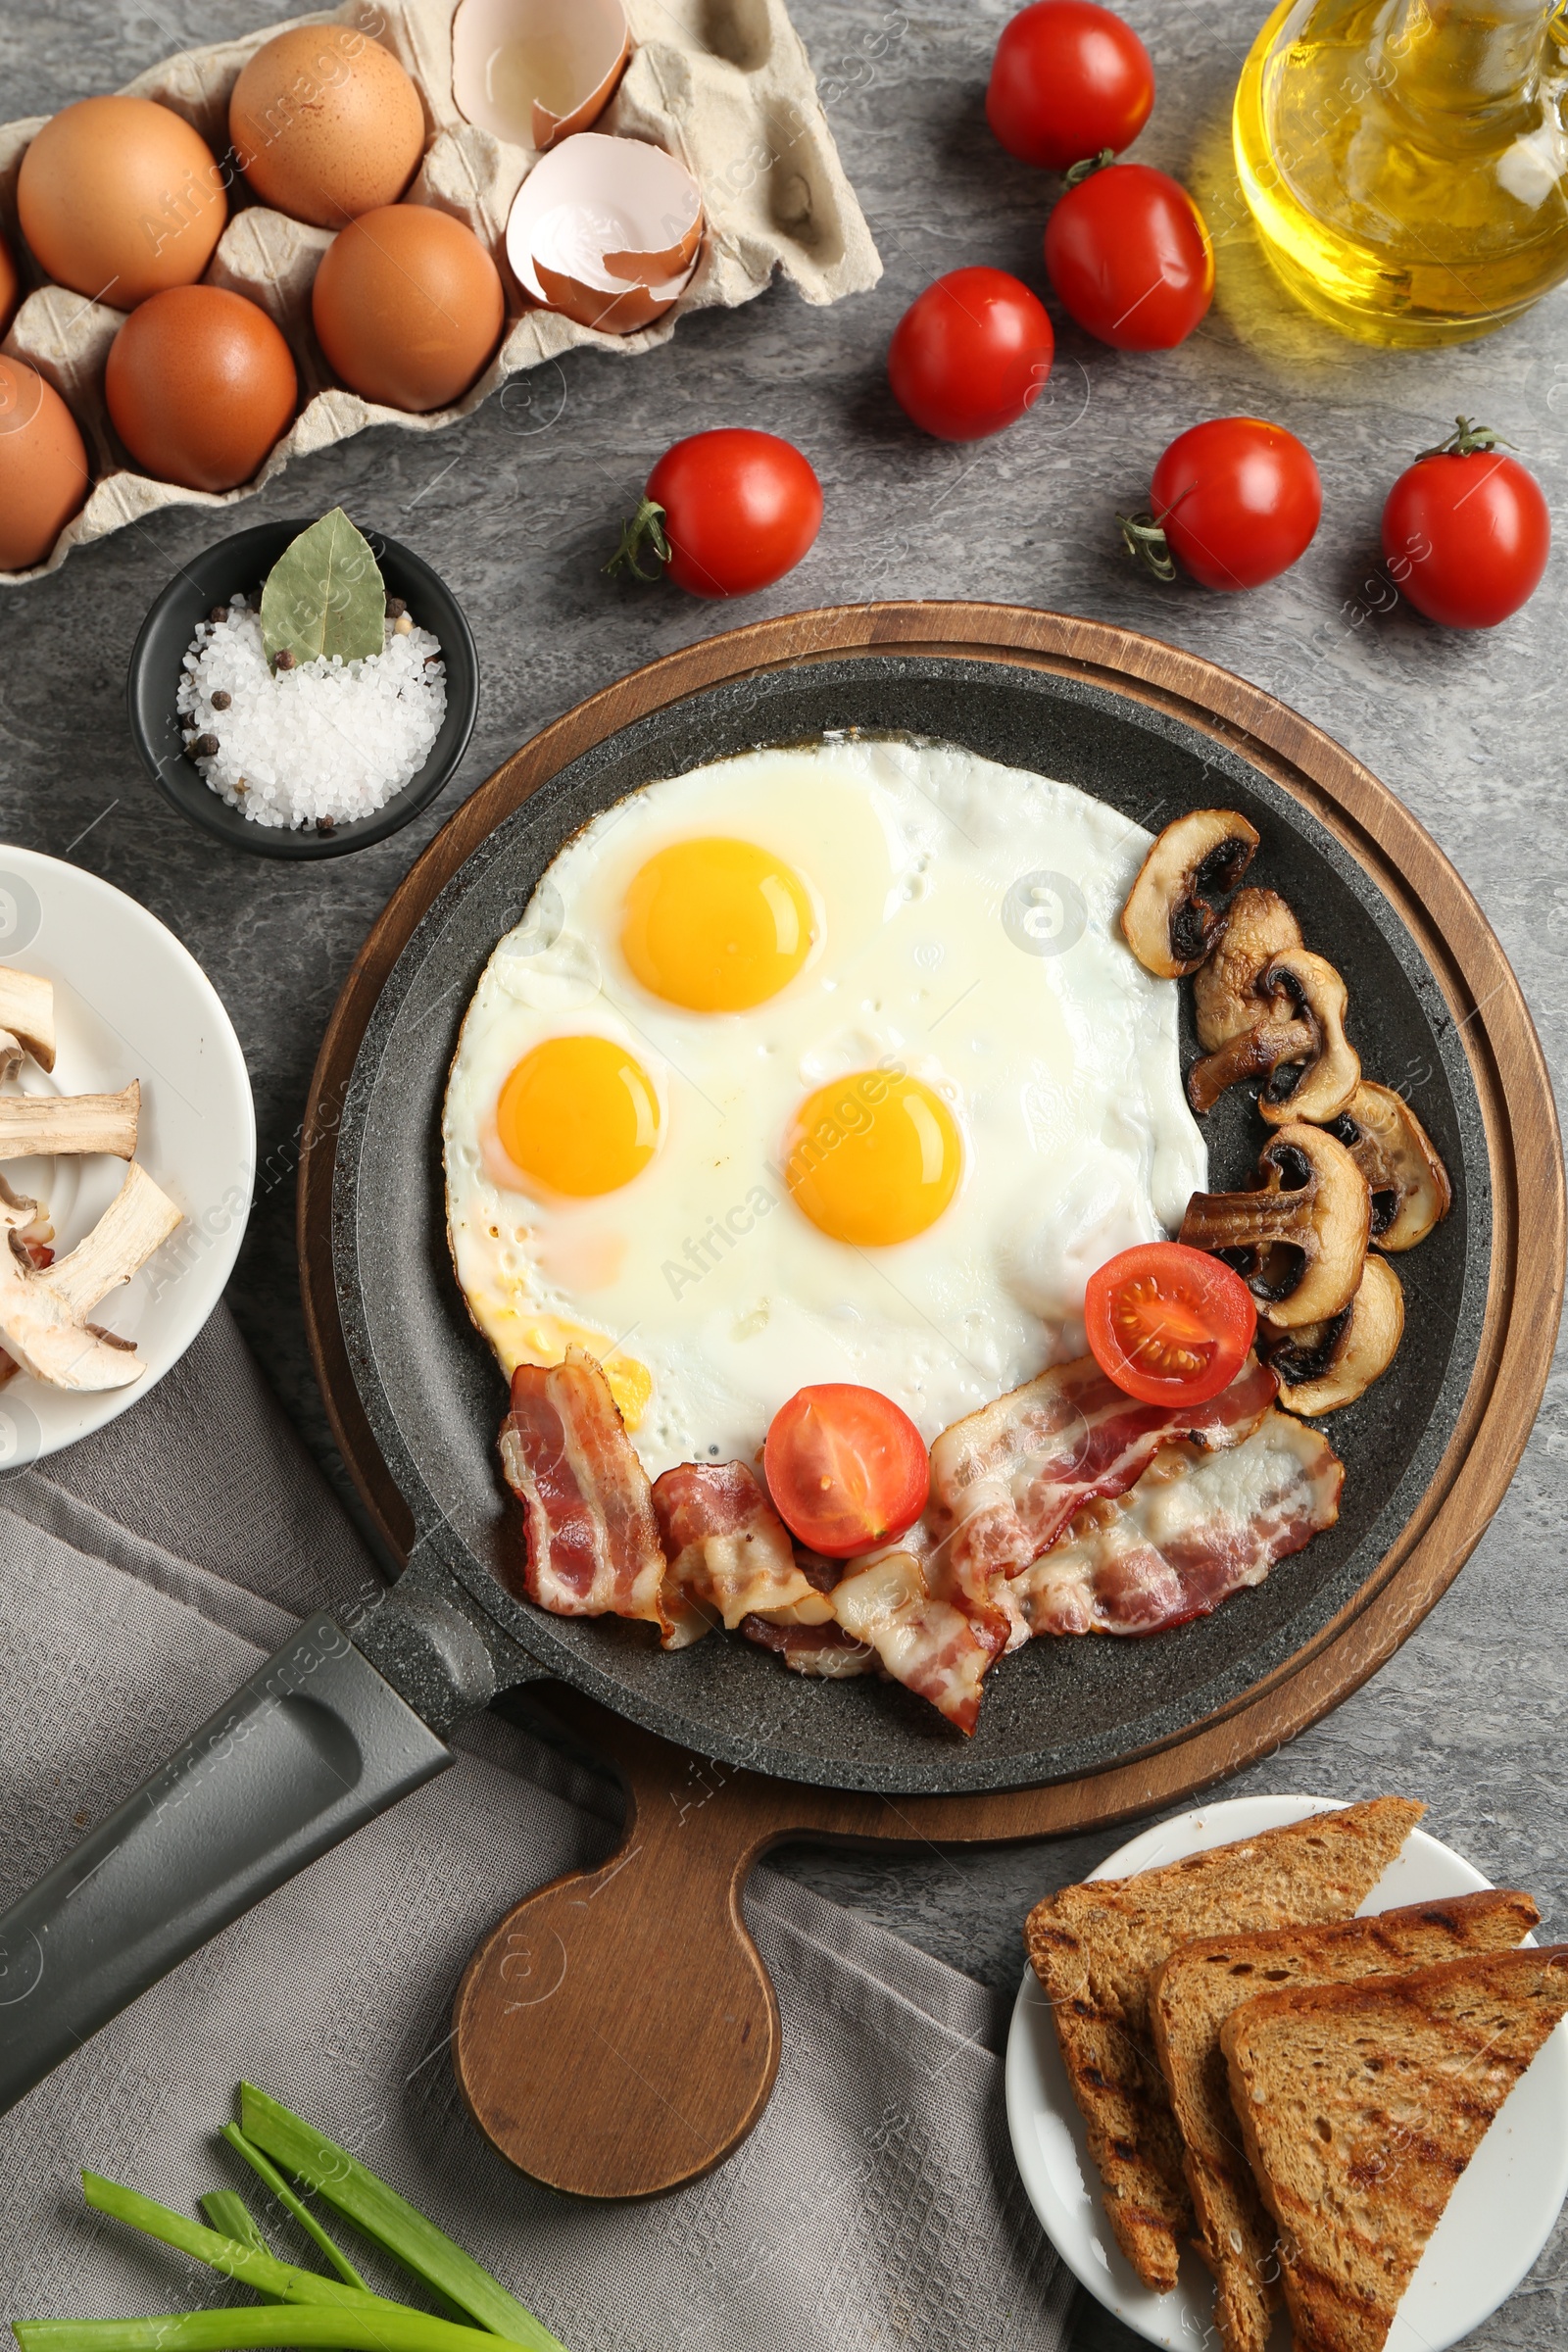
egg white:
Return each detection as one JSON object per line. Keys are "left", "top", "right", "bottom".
{"left": 443, "top": 738, "right": 1207, "bottom": 1478}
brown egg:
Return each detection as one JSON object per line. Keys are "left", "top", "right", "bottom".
{"left": 0, "top": 358, "right": 90, "bottom": 570}
{"left": 18, "top": 96, "right": 225, "bottom": 309}
{"left": 313, "top": 205, "right": 505, "bottom": 413}
{"left": 106, "top": 286, "right": 297, "bottom": 492}
{"left": 0, "top": 226, "right": 18, "bottom": 337}
{"left": 230, "top": 26, "right": 426, "bottom": 229}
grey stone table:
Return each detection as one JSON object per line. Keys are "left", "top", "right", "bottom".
{"left": 3, "top": 1, "right": 1566, "bottom": 2341}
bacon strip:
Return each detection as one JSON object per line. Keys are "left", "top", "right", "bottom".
{"left": 652, "top": 1461, "right": 824, "bottom": 1633}
{"left": 827, "top": 1547, "right": 1002, "bottom": 1735}
{"left": 928, "top": 1352, "right": 1278, "bottom": 1604}
{"left": 498, "top": 1348, "right": 671, "bottom": 1637}
{"left": 1013, "top": 1407, "right": 1344, "bottom": 1639}
{"left": 740, "top": 1616, "right": 878, "bottom": 1677}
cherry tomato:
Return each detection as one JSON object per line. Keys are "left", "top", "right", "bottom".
{"left": 1084, "top": 1243, "right": 1256, "bottom": 1408}
{"left": 609, "top": 428, "right": 822, "bottom": 598}
{"left": 987, "top": 0, "right": 1153, "bottom": 172}
{"left": 763, "top": 1384, "right": 930, "bottom": 1559}
{"left": 1382, "top": 418, "right": 1549, "bottom": 629}
{"left": 888, "top": 267, "right": 1054, "bottom": 442}
{"left": 1045, "top": 163, "right": 1213, "bottom": 350}
{"left": 1134, "top": 417, "right": 1322, "bottom": 592}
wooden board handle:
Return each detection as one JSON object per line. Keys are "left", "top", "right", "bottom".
{"left": 452, "top": 1697, "right": 781, "bottom": 2199}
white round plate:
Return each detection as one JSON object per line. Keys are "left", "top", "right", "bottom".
{"left": 1005, "top": 1792, "right": 1568, "bottom": 2352}
{"left": 0, "top": 846, "right": 254, "bottom": 1463}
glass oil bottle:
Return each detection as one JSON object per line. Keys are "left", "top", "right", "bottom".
{"left": 1234, "top": 0, "right": 1568, "bottom": 345}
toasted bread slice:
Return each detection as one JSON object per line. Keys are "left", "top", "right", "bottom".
{"left": 1151, "top": 1889, "right": 1539, "bottom": 2352}
{"left": 1222, "top": 1945, "right": 1568, "bottom": 2352}
{"left": 1024, "top": 1796, "right": 1423, "bottom": 2292}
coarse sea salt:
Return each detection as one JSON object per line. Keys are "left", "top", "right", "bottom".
{"left": 175, "top": 595, "right": 447, "bottom": 831}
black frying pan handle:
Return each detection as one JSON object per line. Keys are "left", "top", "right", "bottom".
{"left": 0, "top": 1612, "right": 452, "bottom": 2117}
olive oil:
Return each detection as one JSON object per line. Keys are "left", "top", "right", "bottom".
{"left": 1234, "top": 0, "right": 1568, "bottom": 345}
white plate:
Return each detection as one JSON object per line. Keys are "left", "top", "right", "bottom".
{"left": 1005, "top": 1792, "right": 1568, "bottom": 2352}
{"left": 0, "top": 846, "right": 254, "bottom": 1462}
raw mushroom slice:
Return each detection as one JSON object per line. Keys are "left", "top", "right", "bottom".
{"left": 1179, "top": 1122, "right": 1371, "bottom": 1329}
{"left": 0, "top": 1079, "right": 138, "bottom": 1160}
{"left": 0, "top": 964, "right": 55, "bottom": 1074}
{"left": 1194, "top": 887, "right": 1302, "bottom": 1051}
{"left": 452, "top": 0, "right": 631, "bottom": 151}
{"left": 506, "top": 133, "right": 704, "bottom": 334}
{"left": 1188, "top": 947, "right": 1359, "bottom": 1124}
{"left": 1327, "top": 1080, "right": 1452, "bottom": 1251}
{"left": 1263, "top": 1253, "right": 1405, "bottom": 1416}
{"left": 0, "top": 1159, "right": 180, "bottom": 1391}
{"left": 1121, "top": 809, "right": 1260, "bottom": 979}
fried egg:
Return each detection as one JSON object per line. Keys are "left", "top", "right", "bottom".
{"left": 443, "top": 738, "right": 1206, "bottom": 1478}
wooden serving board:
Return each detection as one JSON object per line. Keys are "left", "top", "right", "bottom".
{"left": 299, "top": 604, "right": 1563, "bottom": 2200}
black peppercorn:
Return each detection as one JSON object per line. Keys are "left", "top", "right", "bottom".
{"left": 317, "top": 815, "right": 335, "bottom": 834}
{"left": 385, "top": 597, "right": 407, "bottom": 619}
{"left": 209, "top": 605, "right": 229, "bottom": 624}
{"left": 194, "top": 733, "right": 220, "bottom": 758}
{"left": 210, "top": 689, "right": 232, "bottom": 710}
{"left": 274, "top": 648, "right": 296, "bottom": 671}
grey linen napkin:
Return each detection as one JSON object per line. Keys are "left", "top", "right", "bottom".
{"left": 0, "top": 1307, "right": 1071, "bottom": 2352}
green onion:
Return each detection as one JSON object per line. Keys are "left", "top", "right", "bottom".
{"left": 14, "top": 2310, "right": 520, "bottom": 2352}
{"left": 196, "top": 2195, "right": 271, "bottom": 2264}
{"left": 236, "top": 2088, "right": 564, "bottom": 2352}
{"left": 220, "top": 2127, "right": 368, "bottom": 2289}
{"left": 81, "top": 2178, "right": 377, "bottom": 2312}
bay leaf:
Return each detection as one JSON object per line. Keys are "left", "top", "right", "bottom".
{"left": 260, "top": 508, "right": 386, "bottom": 669}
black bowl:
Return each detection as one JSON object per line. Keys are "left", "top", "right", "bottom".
{"left": 125, "top": 520, "right": 480, "bottom": 860}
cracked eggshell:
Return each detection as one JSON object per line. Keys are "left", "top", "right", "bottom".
{"left": 506, "top": 133, "right": 703, "bottom": 335}
{"left": 453, "top": 0, "right": 630, "bottom": 151}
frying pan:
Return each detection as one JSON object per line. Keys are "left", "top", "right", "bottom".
{"left": 0, "top": 620, "right": 1508, "bottom": 2119}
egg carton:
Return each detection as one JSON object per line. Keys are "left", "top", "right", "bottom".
{"left": 0, "top": 0, "right": 881, "bottom": 586}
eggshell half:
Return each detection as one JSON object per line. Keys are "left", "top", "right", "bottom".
{"left": 506, "top": 134, "right": 703, "bottom": 334}
{"left": 0, "top": 357, "right": 90, "bottom": 569}
{"left": 17, "top": 95, "right": 226, "bottom": 309}
{"left": 312, "top": 204, "right": 506, "bottom": 412}
{"left": 451, "top": 0, "right": 630, "bottom": 151}
{"left": 230, "top": 25, "right": 427, "bottom": 229}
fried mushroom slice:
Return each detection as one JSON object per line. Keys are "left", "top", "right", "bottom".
{"left": 1179, "top": 1122, "right": 1371, "bottom": 1329}
{"left": 1253, "top": 950, "right": 1360, "bottom": 1125}
{"left": 1327, "top": 1080, "right": 1451, "bottom": 1250}
{"left": 1194, "top": 887, "right": 1303, "bottom": 1051}
{"left": 1187, "top": 948, "right": 1359, "bottom": 1124}
{"left": 1121, "top": 808, "right": 1261, "bottom": 979}
{"left": 1262, "top": 1253, "right": 1404, "bottom": 1415}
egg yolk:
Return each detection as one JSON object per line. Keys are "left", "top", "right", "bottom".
{"left": 785, "top": 1070, "right": 962, "bottom": 1247}
{"left": 497, "top": 1036, "right": 661, "bottom": 1198}
{"left": 621, "top": 837, "right": 815, "bottom": 1011}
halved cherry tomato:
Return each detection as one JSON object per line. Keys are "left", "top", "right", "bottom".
{"left": 887, "top": 267, "right": 1054, "bottom": 442}
{"left": 1382, "top": 418, "right": 1549, "bottom": 629}
{"left": 608, "top": 428, "right": 822, "bottom": 598}
{"left": 1130, "top": 416, "right": 1322, "bottom": 593}
{"left": 1084, "top": 1242, "right": 1256, "bottom": 1407}
{"left": 987, "top": 0, "right": 1154, "bottom": 172}
{"left": 763, "top": 1384, "right": 930, "bottom": 1558}
{"left": 1045, "top": 162, "right": 1213, "bottom": 351}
